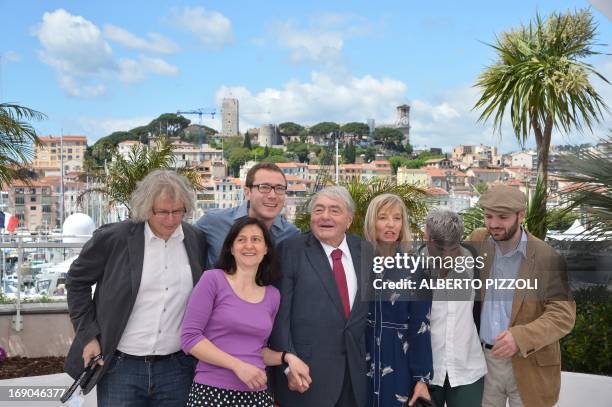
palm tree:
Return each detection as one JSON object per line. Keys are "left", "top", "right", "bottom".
{"left": 0, "top": 103, "right": 46, "bottom": 185}
{"left": 474, "top": 9, "right": 609, "bottom": 218}
{"left": 558, "top": 137, "right": 612, "bottom": 239}
{"left": 294, "top": 177, "right": 429, "bottom": 238}
{"left": 78, "top": 141, "right": 201, "bottom": 216}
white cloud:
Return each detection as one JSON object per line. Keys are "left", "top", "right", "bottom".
{"left": 271, "top": 14, "right": 373, "bottom": 65}
{"left": 33, "top": 9, "right": 115, "bottom": 76}
{"left": 170, "top": 7, "right": 233, "bottom": 48}
{"left": 1, "top": 51, "right": 21, "bottom": 63}
{"left": 213, "top": 68, "right": 608, "bottom": 154}
{"left": 588, "top": 0, "right": 612, "bottom": 21}
{"left": 32, "top": 9, "right": 180, "bottom": 98}
{"left": 58, "top": 75, "right": 106, "bottom": 98}
{"left": 215, "top": 71, "right": 407, "bottom": 131}
{"left": 118, "top": 56, "right": 179, "bottom": 83}
{"left": 75, "top": 116, "right": 153, "bottom": 141}
{"left": 104, "top": 24, "right": 179, "bottom": 54}
{"left": 274, "top": 21, "right": 344, "bottom": 64}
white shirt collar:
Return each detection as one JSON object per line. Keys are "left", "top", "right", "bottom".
{"left": 144, "top": 221, "right": 184, "bottom": 242}
{"left": 319, "top": 235, "right": 350, "bottom": 259}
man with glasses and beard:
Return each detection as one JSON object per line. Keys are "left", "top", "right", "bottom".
{"left": 468, "top": 185, "right": 575, "bottom": 407}
{"left": 195, "top": 163, "right": 299, "bottom": 268}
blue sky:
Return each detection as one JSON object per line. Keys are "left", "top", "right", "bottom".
{"left": 2, "top": 0, "right": 611, "bottom": 153}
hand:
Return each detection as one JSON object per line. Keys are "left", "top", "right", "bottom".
{"left": 492, "top": 330, "right": 519, "bottom": 358}
{"left": 82, "top": 338, "right": 104, "bottom": 368}
{"left": 408, "top": 381, "right": 430, "bottom": 406}
{"left": 285, "top": 354, "right": 311, "bottom": 393}
{"left": 232, "top": 361, "right": 267, "bottom": 390}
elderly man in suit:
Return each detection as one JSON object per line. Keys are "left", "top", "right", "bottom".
{"left": 270, "top": 186, "right": 370, "bottom": 407}
{"left": 469, "top": 185, "right": 575, "bottom": 407}
{"left": 64, "top": 170, "right": 207, "bottom": 407}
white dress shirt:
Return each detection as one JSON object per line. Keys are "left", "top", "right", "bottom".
{"left": 117, "top": 222, "right": 193, "bottom": 355}
{"left": 430, "top": 246, "right": 487, "bottom": 387}
{"left": 320, "top": 236, "right": 358, "bottom": 309}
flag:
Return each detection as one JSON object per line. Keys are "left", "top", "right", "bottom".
{"left": 3, "top": 212, "right": 18, "bottom": 233}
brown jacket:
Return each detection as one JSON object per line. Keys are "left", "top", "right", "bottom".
{"left": 468, "top": 228, "right": 576, "bottom": 407}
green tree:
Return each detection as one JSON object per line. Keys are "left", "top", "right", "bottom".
{"left": 318, "top": 147, "right": 333, "bottom": 165}
{"left": 278, "top": 122, "right": 305, "bottom": 137}
{"left": 389, "top": 156, "right": 411, "bottom": 174}
{"left": 78, "top": 141, "right": 200, "bottom": 216}
{"left": 373, "top": 128, "right": 404, "bottom": 150}
{"left": 340, "top": 122, "right": 369, "bottom": 137}
{"left": 243, "top": 133, "right": 252, "bottom": 149}
{"left": 286, "top": 141, "right": 310, "bottom": 163}
{"left": 0, "top": 103, "right": 46, "bottom": 185}
{"left": 474, "top": 9, "right": 609, "bottom": 225}
{"left": 473, "top": 181, "right": 489, "bottom": 194}
{"left": 228, "top": 147, "right": 252, "bottom": 177}
{"left": 309, "top": 122, "right": 340, "bottom": 136}
{"left": 360, "top": 146, "right": 376, "bottom": 162}
{"left": 262, "top": 155, "right": 290, "bottom": 164}
{"left": 342, "top": 141, "right": 357, "bottom": 164}
{"left": 294, "top": 178, "right": 429, "bottom": 237}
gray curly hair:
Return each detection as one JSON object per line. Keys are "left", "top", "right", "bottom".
{"left": 425, "top": 208, "right": 464, "bottom": 246}
{"left": 130, "top": 170, "right": 196, "bottom": 221}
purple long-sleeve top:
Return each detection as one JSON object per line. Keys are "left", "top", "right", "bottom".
{"left": 181, "top": 268, "right": 280, "bottom": 391}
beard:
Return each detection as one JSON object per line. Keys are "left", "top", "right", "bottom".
{"left": 488, "top": 216, "right": 520, "bottom": 241}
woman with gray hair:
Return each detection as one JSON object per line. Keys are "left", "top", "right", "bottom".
{"left": 363, "top": 194, "right": 432, "bottom": 407}
{"left": 422, "top": 208, "right": 486, "bottom": 407}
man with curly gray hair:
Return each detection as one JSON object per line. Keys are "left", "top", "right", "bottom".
{"left": 65, "top": 169, "right": 207, "bottom": 407}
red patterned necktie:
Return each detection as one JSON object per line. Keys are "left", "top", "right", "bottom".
{"left": 331, "top": 248, "right": 350, "bottom": 319}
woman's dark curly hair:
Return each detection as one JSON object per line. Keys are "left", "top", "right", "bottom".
{"left": 215, "top": 217, "right": 281, "bottom": 286}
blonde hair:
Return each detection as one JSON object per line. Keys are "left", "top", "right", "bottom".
{"left": 363, "top": 193, "right": 413, "bottom": 243}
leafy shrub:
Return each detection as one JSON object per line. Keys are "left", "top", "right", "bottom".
{"left": 561, "top": 285, "right": 612, "bottom": 375}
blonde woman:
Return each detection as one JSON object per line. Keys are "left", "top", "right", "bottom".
{"left": 364, "top": 194, "right": 432, "bottom": 407}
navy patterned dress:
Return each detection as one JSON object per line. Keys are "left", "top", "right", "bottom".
{"left": 366, "top": 260, "right": 433, "bottom": 407}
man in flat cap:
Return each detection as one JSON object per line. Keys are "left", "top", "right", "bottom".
{"left": 468, "top": 185, "right": 575, "bottom": 407}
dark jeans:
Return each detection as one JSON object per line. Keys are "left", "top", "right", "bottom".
{"left": 430, "top": 374, "right": 484, "bottom": 407}
{"left": 96, "top": 353, "right": 195, "bottom": 407}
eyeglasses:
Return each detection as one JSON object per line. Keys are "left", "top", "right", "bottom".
{"left": 152, "top": 208, "right": 187, "bottom": 218}
{"left": 250, "top": 184, "right": 287, "bottom": 195}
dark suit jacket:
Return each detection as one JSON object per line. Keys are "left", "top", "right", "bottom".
{"left": 64, "top": 220, "right": 207, "bottom": 394}
{"left": 270, "top": 232, "right": 372, "bottom": 407}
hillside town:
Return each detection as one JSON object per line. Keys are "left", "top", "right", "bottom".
{"left": 2, "top": 100, "right": 610, "bottom": 232}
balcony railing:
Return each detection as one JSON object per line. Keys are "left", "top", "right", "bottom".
{"left": 0, "top": 235, "right": 87, "bottom": 332}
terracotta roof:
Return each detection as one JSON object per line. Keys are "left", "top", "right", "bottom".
{"left": 398, "top": 168, "right": 426, "bottom": 174}
{"left": 39, "top": 135, "right": 87, "bottom": 142}
{"left": 424, "top": 168, "right": 466, "bottom": 177}
{"left": 10, "top": 176, "right": 61, "bottom": 187}
{"left": 276, "top": 162, "right": 308, "bottom": 168}
{"left": 469, "top": 168, "right": 503, "bottom": 173}
{"left": 425, "top": 187, "right": 449, "bottom": 196}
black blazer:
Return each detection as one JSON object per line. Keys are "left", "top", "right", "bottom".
{"left": 64, "top": 220, "right": 207, "bottom": 393}
{"left": 270, "top": 232, "right": 372, "bottom": 407}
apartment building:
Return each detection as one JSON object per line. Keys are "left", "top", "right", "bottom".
{"left": 33, "top": 135, "right": 87, "bottom": 172}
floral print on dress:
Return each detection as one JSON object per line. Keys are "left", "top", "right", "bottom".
{"left": 366, "top": 266, "right": 433, "bottom": 407}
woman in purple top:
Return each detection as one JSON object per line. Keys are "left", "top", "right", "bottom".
{"left": 182, "top": 217, "right": 311, "bottom": 407}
